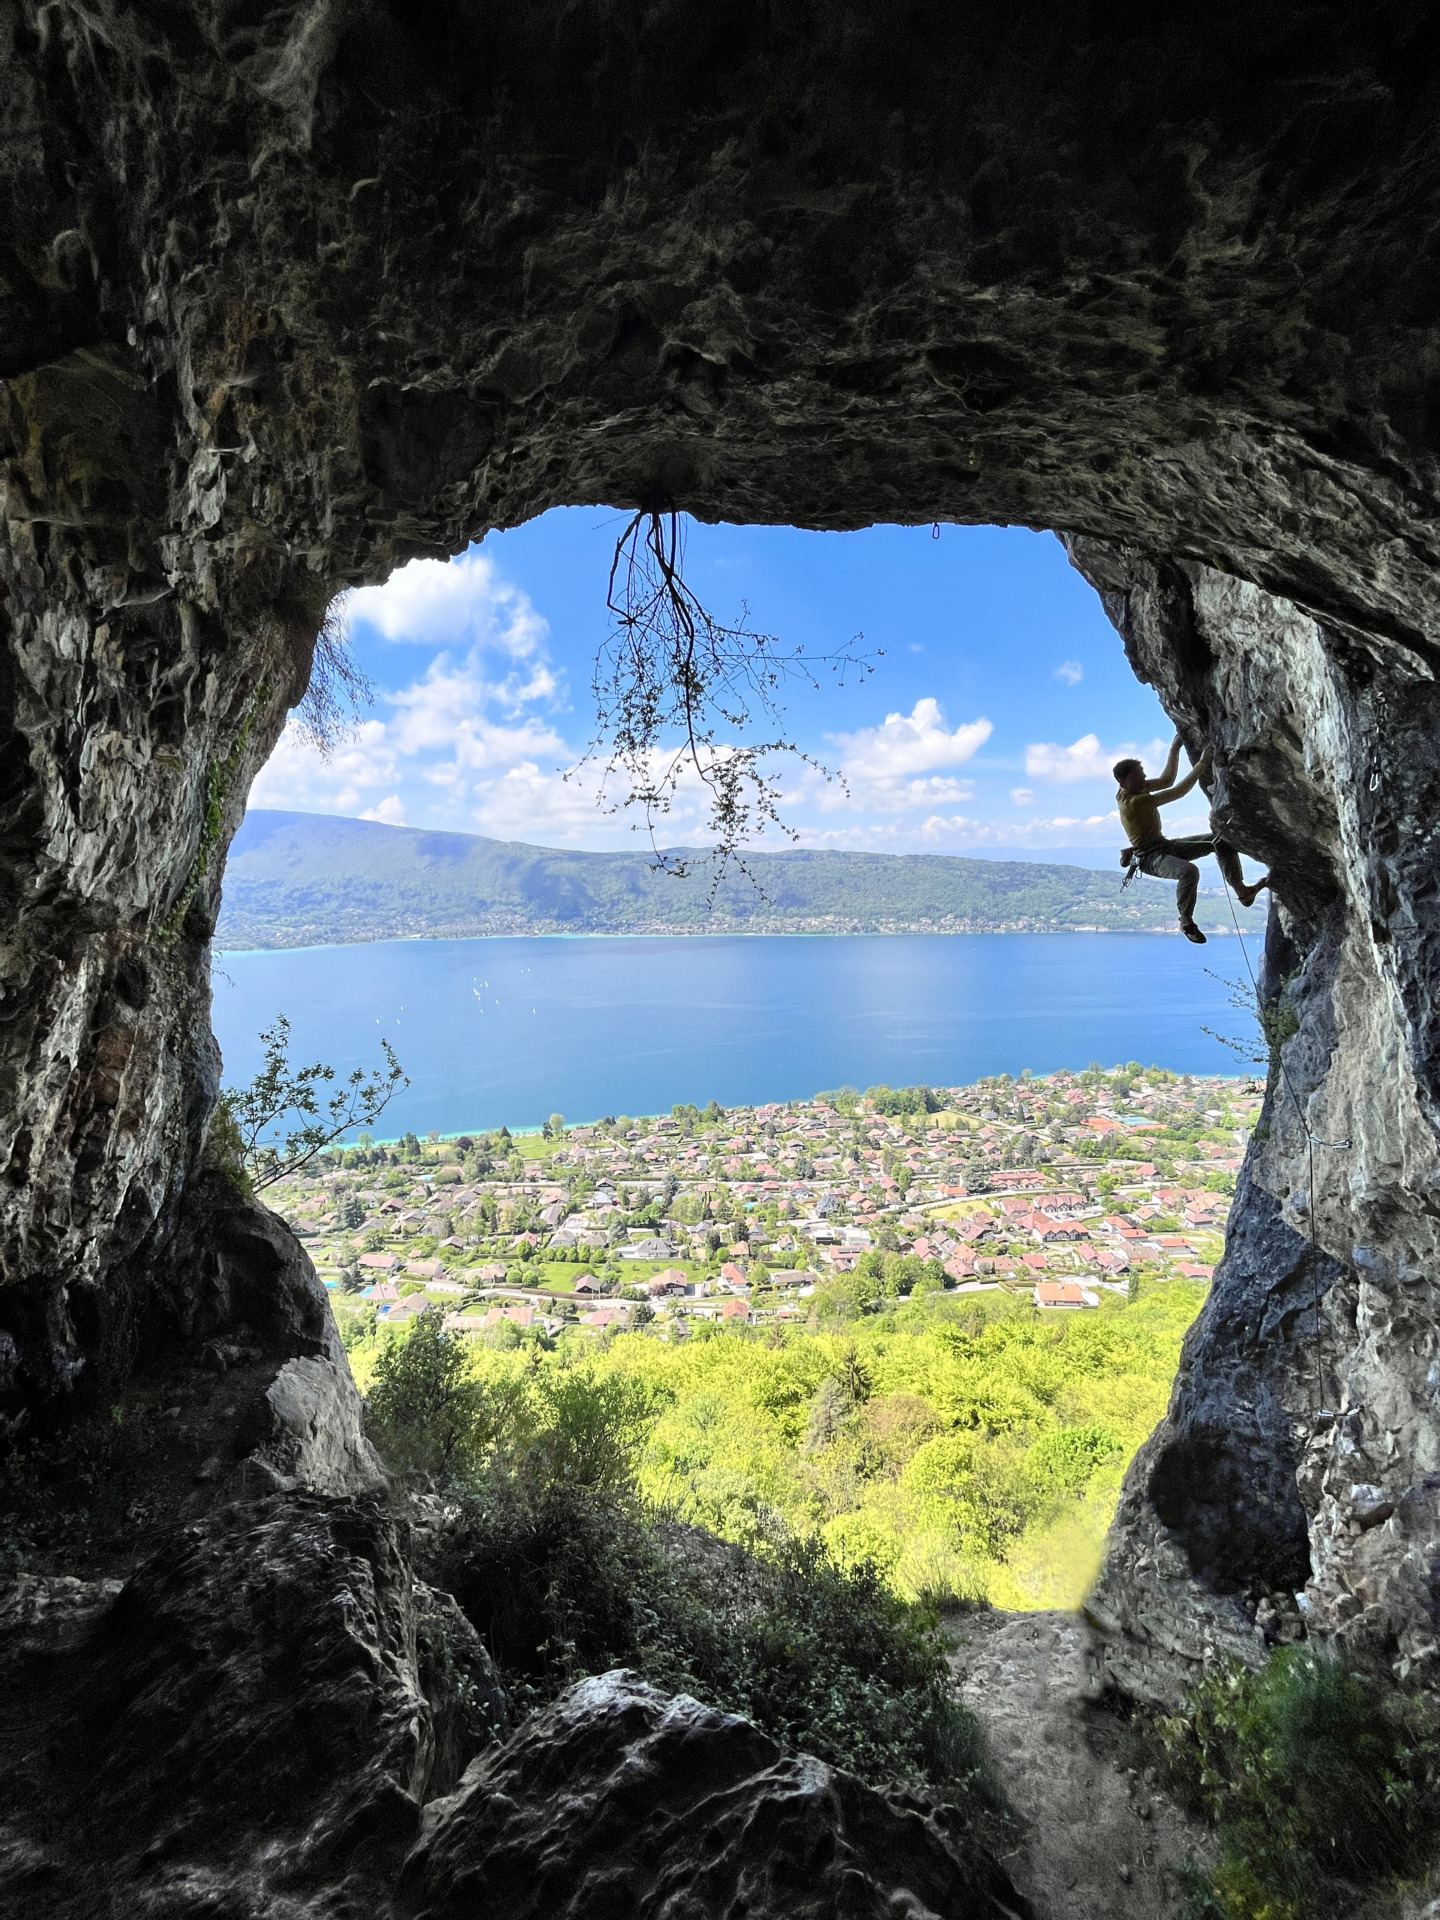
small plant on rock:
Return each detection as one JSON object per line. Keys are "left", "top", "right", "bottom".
{"left": 1160, "top": 1647, "right": 1440, "bottom": 1917}
{"left": 207, "top": 1015, "right": 406, "bottom": 1193}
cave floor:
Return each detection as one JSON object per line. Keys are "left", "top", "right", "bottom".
{"left": 948, "top": 1609, "right": 1213, "bottom": 1920}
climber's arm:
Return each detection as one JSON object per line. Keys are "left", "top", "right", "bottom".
{"left": 1143, "top": 734, "right": 1183, "bottom": 791}
{"left": 1152, "top": 750, "right": 1211, "bottom": 808}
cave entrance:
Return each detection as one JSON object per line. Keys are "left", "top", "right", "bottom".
{"left": 6, "top": 2, "right": 1438, "bottom": 1729}
{"left": 208, "top": 508, "right": 1266, "bottom": 1620}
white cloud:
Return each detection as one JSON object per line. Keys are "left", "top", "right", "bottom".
{"left": 249, "top": 717, "right": 398, "bottom": 815}
{"left": 894, "top": 775, "right": 975, "bottom": 807}
{"left": 792, "top": 811, "right": 1118, "bottom": 852}
{"left": 387, "top": 654, "right": 565, "bottom": 760}
{"left": 250, "top": 641, "right": 725, "bottom": 848}
{"left": 249, "top": 643, "right": 579, "bottom": 831}
{"left": 344, "top": 550, "right": 548, "bottom": 657}
{"left": 1024, "top": 732, "right": 1170, "bottom": 784}
{"left": 829, "top": 698, "right": 992, "bottom": 780}
{"left": 361, "top": 795, "right": 407, "bottom": 826}
{"left": 1053, "top": 659, "right": 1084, "bottom": 685}
{"left": 469, "top": 761, "right": 646, "bottom": 844}
{"left": 792, "top": 804, "right": 1190, "bottom": 854}
{"left": 1010, "top": 787, "right": 1037, "bottom": 806}
{"left": 914, "top": 810, "right": 1121, "bottom": 848}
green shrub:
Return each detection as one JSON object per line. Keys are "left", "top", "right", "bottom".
{"left": 1161, "top": 1648, "right": 1440, "bottom": 1917}
{"left": 1024, "top": 1423, "right": 1122, "bottom": 1502}
{"left": 431, "top": 1478, "right": 1002, "bottom": 1812}
{"left": 693, "top": 1532, "right": 999, "bottom": 1799}
{"left": 202, "top": 1093, "right": 254, "bottom": 1198}
{"left": 366, "top": 1309, "right": 529, "bottom": 1478}
{"left": 521, "top": 1368, "right": 659, "bottom": 1495}
{"left": 369, "top": 1318, "right": 1005, "bottom": 1822}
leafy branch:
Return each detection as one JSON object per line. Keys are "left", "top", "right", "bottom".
{"left": 573, "top": 510, "right": 875, "bottom": 882}
{"left": 212, "top": 1015, "right": 407, "bottom": 1192}
{"left": 1202, "top": 971, "right": 1299, "bottom": 1082}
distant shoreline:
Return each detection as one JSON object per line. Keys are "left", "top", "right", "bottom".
{"left": 218, "top": 809, "right": 1265, "bottom": 951}
{"left": 317, "top": 1065, "right": 1258, "bottom": 1149}
{"left": 213, "top": 924, "right": 1247, "bottom": 958}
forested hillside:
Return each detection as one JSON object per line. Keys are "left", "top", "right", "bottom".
{"left": 218, "top": 810, "right": 1263, "bottom": 946}
{"left": 343, "top": 1283, "right": 1205, "bottom": 1615}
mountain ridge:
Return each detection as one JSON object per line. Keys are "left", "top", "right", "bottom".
{"left": 215, "top": 810, "right": 1265, "bottom": 948}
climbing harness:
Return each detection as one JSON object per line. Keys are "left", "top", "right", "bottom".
{"left": 1218, "top": 872, "right": 1349, "bottom": 1413}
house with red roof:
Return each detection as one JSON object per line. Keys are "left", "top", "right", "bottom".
{"left": 1034, "top": 1281, "right": 1093, "bottom": 1310}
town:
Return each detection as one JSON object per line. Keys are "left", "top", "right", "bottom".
{"left": 265, "top": 1064, "right": 1258, "bottom": 1340}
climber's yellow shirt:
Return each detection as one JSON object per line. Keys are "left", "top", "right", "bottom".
{"left": 1117, "top": 786, "right": 1165, "bottom": 848}
{"left": 1117, "top": 764, "right": 1202, "bottom": 848}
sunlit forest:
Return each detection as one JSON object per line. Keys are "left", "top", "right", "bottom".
{"left": 343, "top": 1280, "right": 1204, "bottom": 1611}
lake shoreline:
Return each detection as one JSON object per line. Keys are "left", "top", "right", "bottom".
{"left": 214, "top": 923, "right": 1248, "bottom": 959}
{"left": 212, "top": 932, "right": 1257, "bottom": 1141}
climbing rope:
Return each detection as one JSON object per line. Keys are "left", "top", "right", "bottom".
{"left": 1218, "top": 873, "right": 1348, "bottom": 1414}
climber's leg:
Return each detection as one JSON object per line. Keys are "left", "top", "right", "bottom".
{"left": 1140, "top": 843, "right": 1206, "bottom": 942}
{"left": 1213, "top": 836, "right": 1270, "bottom": 908}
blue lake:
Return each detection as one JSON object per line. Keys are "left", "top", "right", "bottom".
{"left": 210, "top": 933, "right": 1255, "bottom": 1138}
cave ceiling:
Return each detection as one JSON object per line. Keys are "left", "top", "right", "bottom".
{"left": 4, "top": 1, "right": 1440, "bottom": 657}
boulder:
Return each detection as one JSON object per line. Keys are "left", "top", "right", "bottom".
{"left": 0, "top": 1493, "right": 508, "bottom": 1917}
{"left": 409, "top": 1670, "right": 1029, "bottom": 1920}
{"left": 0, "top": 1522, "right": 1024, "bottom": 1920}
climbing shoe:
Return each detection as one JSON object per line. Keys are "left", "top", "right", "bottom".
{"left": 1237, "top": 878, "right": 1270, "bottom": 908}
{"left": 1181, "top": 920, "right": 1207, "bottom": 944}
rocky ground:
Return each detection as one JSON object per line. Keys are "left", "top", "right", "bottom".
{"left": 0, "top": 1220, "right": 1034, "bottom": 1920}
{"left": 949, "top": 1609, "right": 1213, "bottom": 1920}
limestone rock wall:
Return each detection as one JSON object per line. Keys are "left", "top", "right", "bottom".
{"left": 4, "top": 0, "right": 1440, "bottom": 1706}
{"left": 1072, "top": 540, "right": 1440, "bottom": 1699}
{"left": 0, "top": 525, "right": 299, "bottom": 1419}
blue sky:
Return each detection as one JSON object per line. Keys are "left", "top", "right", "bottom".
{"left": 252, "top": 510, "right": 1199, "bottom": 862}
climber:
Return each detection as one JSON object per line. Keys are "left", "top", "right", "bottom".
{"left": 1115, "top": 734, "right": 1269, "bottom": 945}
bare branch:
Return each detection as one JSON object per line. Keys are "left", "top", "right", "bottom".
{"left": 295, "top": 596, "right": 373, "bottom": 757}
{"left": 572, "top": 510, "right": 875, "bottom": 888}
